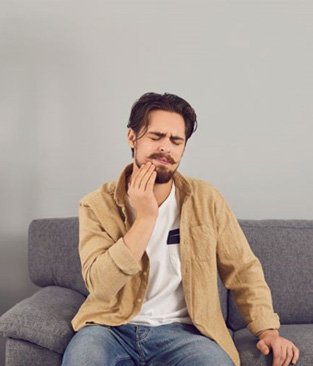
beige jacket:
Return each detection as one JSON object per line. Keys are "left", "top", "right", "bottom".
{"left": 72, "top": 164, "right": 280, "bottom": 366}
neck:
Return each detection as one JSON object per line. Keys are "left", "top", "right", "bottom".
{"left": 153, "top": 179, "right": 173, "bottom": 206}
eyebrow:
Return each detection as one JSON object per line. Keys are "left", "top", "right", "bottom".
{"left": 147, "top": 131, "right": 185, "bottom": 142}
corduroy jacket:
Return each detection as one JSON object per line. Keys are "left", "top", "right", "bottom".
{"left": 72, "top": 164, "right": 280, "bottom": 366}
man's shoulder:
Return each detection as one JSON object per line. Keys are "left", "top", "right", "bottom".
{"left": 182, "top": 176, "right": 234, "bottom": 217}
{"left": 183, "top": 175, "right": 223, "bottom": 201}
{"left": 79, "top": 180, "right": 117, "bottom": 207}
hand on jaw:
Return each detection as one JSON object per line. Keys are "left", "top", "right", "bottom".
{"left": 123, "top": 161, "right": 159, "bottom": 262}
{"left": 127, "top": 161, "right": 158, "bottom": 220}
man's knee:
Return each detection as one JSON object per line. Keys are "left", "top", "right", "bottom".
{"left": 61, "top": 326, "right": 117, "bottom": 366}
{"left": 172, "top": 336, "right": 235, "bottom": 366}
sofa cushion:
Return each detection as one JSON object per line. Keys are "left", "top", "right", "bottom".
{"left": 28, "top": 217, "right": 88, "bottom": 296}
{"left": 233, "top": 324, "right": 312, "bottom": 366}
{"left": 5, "top": 338, "right": 61, "bottom": 366}
{"left": 228, "top": 220, "right": 313, "bottom": 331}
{"left": 0, "top": 286, "right": 85, "bottom": 354}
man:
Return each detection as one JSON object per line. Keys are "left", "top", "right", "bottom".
{"left": 62, "top": 92, "right": 299, "bottom": 366}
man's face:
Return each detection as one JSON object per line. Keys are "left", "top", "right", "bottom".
{"left": 128, "top": 110, "right": 186, "bottom": 184}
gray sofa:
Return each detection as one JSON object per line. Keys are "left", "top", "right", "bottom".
{"left": 0, "top": 218, "right": 312, "bottom": 365}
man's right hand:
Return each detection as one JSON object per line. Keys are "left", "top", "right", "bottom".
{"left": 123, "top": 161, "right": 159, "bottom": 261}
{"left": 127, "top": 161, "right": 158, "bottom": 220}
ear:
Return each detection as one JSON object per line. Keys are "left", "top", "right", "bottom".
{"left": 127, "top": 128, "right": 136, "bottom": 148}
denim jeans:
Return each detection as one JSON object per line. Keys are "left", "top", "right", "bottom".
{"left": 61, "top": 322, "right": 235, "bottom": 366}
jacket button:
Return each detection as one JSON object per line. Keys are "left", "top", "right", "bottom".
{"left": 137, "top": 298, "right": 142, "bottom": 303}
{"left": 143, "top": 271, "right": 147, "bottom": 276}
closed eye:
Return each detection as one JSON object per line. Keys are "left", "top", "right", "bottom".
{"left": 150, "top": 136, "right": 182, "bottom": 145}
{"left": 171, "top": 140, "right": 182, "bottom": 145}
{"left": 148, "top": 132, "right": 185, "bottom": 145}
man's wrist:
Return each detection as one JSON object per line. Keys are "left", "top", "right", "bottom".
{"left": 257, "top": 328, "right": 279, "bottom": 339}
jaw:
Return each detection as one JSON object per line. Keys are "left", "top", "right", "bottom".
{"left": 155, "top": 164, "right": 180, "bottom": 184}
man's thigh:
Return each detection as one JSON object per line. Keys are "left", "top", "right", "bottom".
{"left": 149, "top": 323, "right": 235, "bottom": 366}
{"left": 61, "top": 325, "right": 136, "bottom": 366}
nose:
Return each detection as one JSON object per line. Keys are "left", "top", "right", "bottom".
{"left": 158, "top": 139, "right": 171, "bottom": 153}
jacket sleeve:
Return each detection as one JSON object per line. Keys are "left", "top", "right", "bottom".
{"left": 214, "top": 192, "right": 280, "bottom": 336}
{"left": 79, "top": 200, "right": 142, "bottom": 302}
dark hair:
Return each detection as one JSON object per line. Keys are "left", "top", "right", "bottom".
{"left": 127, "top": 92, "right": 197, "bottom": 157}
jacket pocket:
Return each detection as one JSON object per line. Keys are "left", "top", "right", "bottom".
{"left": 189, "top": 224, "right": 216, "bottom": 261}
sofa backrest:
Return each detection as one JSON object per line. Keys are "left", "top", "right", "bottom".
{"left": 28, "top": 217, "right": 229, "bottom": 320}
{"left": 228, "top": 219, "right": 313, "bottom": 331}
{"left": 30, "top": 217, "right": 313, "bottom": 328}
{"left": 28, "top": 217, "right": 88, "bottom": 296}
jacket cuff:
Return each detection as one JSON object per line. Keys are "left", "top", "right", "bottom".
{"left": 247, "top": 313, "right": 280, "bottom": 336}
{"left": 108, "top": 238, "right": 142, "bottom": 275}
{"left": 257, "top": 329, "right": 279, "bottom": 338}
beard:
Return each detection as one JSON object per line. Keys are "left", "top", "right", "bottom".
{"left": 134, "top": 155, "right": 178, "bottom": 184}
{"left": 154, "top": 166, "right": 176, "bottom": 184}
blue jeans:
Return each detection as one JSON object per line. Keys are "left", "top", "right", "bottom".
{"left": 61, "top": 322, "right": 235, "bottom": 366}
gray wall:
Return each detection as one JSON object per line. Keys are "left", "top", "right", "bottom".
{"left": 0, "top": 0, "right": 312, "bottom": 363}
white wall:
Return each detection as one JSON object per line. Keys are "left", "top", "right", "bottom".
{"left": 1, "top": 0, "right": 312, "bottom": 363}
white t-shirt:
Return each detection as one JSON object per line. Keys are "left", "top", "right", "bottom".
{"left": 128, "top": 183, "right": 192, "bottom": 326}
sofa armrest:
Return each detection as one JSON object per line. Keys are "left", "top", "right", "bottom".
{"left": 0, "top": 286, "right": 85, "bottom": 354}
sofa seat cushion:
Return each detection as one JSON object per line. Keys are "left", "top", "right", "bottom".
{"left": 233, "top": 324, "right": 313, "bottom": 366}
{"left": 0, "top": 286, "right": 85, "bottom": 354}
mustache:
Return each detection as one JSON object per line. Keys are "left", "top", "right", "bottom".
{"left": 148, "top": 153, "right": 176, "bottom": 164}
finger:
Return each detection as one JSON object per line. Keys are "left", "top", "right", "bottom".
{"left": 292, "top": 346, "right": 300, "bottom": 364}
{"left": 139, "top": 164, "right": 156, "bottom": 190}
{"left": 282, "top": 346, "right": 294, "bottom": 366}
{"left": 256, "top": 340, "right": 270, "bottom": 355}
{"left": 280, "top": 345, "right": 289, "bottom": 366}
{"left": 146, "top": 170, "right": 157, "bottom": 191}
{"left": 131, "top": 162, "right": 152, "bottom": 188}
{"left": 271, "top": 344, "right": 282, "bottom": 366}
